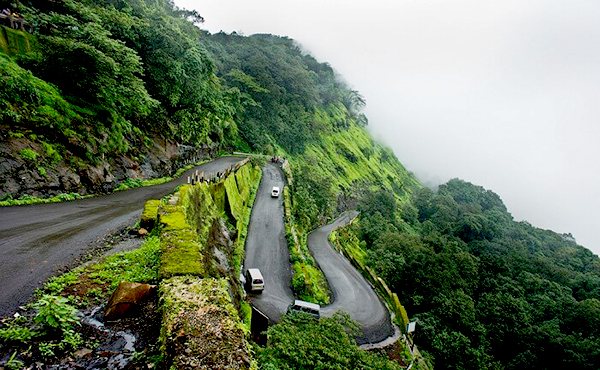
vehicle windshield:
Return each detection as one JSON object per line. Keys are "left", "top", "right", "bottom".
{"left": 253, "top": 279, "right": 263, "bottom": 284}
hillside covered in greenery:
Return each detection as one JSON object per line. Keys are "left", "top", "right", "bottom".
{"left": 1, "top": 0, "right": 599, "bottom": 369}
{"left": 337, "top": 180, "right": 600, "bottom": 369}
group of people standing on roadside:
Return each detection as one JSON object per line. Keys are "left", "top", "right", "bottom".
{"left": 1, "top": 8, "right": 29, "bottom": 31}
{"left": 271, "top": 156, "right": 285, "bottom": 164}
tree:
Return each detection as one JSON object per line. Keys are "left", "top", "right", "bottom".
{"left": 258, "top": 313, "right": 401, "bottom": 370}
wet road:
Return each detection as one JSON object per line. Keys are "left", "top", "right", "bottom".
{"left": 0, "top": 156, "right": 246, "bottom": 317}
{"left": 309, "top": 211, "right": 394, "bottom": 344}
{"left": 243, "top": 163, "right": 293, "bottom": 322}
{"left": 244, "top": 164, "right": 394, "bottom": 344}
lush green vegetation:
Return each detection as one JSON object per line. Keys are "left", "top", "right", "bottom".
{"left": 0, "top": 192, "right": 86, "bottom": 206}
{"left": 203, "top": 32, "right": 366, "bottom": 154}
{"left": 1, "top": 0, "right": 242, "bottom": 177}
{"left": 0, "top": 25, "right": 35, "bottom": 55}
{"left": 201, "top": 31, "right": 419, "bottom": 304}
{"left": 258, "top": 313, "right": 401, "bottom": 370}
{"left": 3, "top": 1, "right": 599, "bottom": 369}
{"left": 0, "top": 234, "right": 161, "bottom": 361}
{"left": 43, "top": 234, "right": 161, "bottom": 298}
{"left": 0, "top": 294, "right": 84, "bottom": 359}
{"left": 349, "top": 180, "right": 600, "bottom": 369}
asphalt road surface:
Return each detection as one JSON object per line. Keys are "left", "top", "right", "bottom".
{"left": 309, "top": 211, "right": 394, "bottom": 344}
{"left": 0, "top": 156, "right": 246, "bottom": 317}
{"left": 244, "top": 164, "right": 394, "bottom": 344}
{"left": 243, "top": 163, "right": 294, "bottom": 322}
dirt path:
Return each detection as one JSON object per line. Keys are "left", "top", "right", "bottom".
{"left": 0, "top": 156, "right": 246, "bottom": 317}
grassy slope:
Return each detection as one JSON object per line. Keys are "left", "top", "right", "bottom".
{"left": 296, "top": 123, "right": 418, "bottom": 199}
{"left": 282, "top": 118, "right": 420, "bottom": 304}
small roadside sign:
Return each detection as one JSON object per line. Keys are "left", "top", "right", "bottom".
{"left": 407, "top": 321, "right": 416, "bottom": 333}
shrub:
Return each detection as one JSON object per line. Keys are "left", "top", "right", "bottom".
{"left": 41, "top": 141, "right": 62, "bottom": 164}
{"left": 37, "top": 166, "right": 47, "bottom": 177}
{"left": 19, "top": 148, "right": 39, "bottom": 161}
{"left": 0, "top": 324, "right": 38, "bottom": 343}
{"left": 33, "top": 295, "right": 79, "bottom": 333}
{"left": 258, "top": 312, "right": 401, "bottom": 369}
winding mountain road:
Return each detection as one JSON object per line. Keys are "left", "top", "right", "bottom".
{"left": 245, "top": 165, "right": 394, "bottom": 344}
{"left": 243, "top": 163, "right": 294, "bottom": 322}
{"left": 309, "top": 211, "right": 394, "bottom": 344}
{"left": 0, "top": 156, "right": 246, "bottom": 317}
{"left": 2, "top": 157, "right": 396, "bottom": 345}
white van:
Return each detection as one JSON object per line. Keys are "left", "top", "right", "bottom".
{"left": 271, "top": 186, "right": 280, "bottom": 198}
{"left": 245, "top": 268, "right": 264, "bottom": 293}
{"left": 287, "top": 300, "right": 320, "bottom": 319}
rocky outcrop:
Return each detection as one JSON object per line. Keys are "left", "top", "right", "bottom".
{"left": 104, "top": 282, "right": 157, "bottom": 320}
{"left": 0, "top": 136, "right": 218, "bottom": 199}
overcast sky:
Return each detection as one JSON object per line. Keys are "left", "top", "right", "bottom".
{"left": 176, "top": 0, "right": 600, "bottom": 255}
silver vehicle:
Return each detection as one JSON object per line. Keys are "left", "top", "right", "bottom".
{"left": 245, "top": 268, "right": 264, "bottom": 293}
{"left": 271, "top": 186, "right": 280, "bottom": 198}
{"left": 287, "top": 299, "right": 320, "bottom": 318}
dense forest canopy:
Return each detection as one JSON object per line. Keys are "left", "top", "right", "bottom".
{"left": 2, "top": 0, "right": 241, "bottom": 161}
{"left": 355, "top": 179, "right": 600, "bottom": 369}
{"left": 1, "top": 0, "right": 599, "bottom": 369}
{"left": 1, "top": 0, "right": 366, "bottom": 160}
{"left": 202, "top": 31, "right": 368, "bottom": 153}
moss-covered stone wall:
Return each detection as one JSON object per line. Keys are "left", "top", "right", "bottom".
{"left": 156, "top": 163, "right": 260, "bottom": 279}
{"left": 0, "top": 25, "right": 33, "bottom": 55}
{"left": 159, "top": 277, "right": 256, "bottom": 369}
{"left": 142, "top": 161, "right": 261, "bottom": 369}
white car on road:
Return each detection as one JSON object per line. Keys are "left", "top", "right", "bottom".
{"left": 271, "top": 186, "right": 280, "bottom": 198}
{"left": 288, "top": 300, "right": 320, "bottom": 319}
{"left": 245, "top": 268, "right": 265, "bottom": 293}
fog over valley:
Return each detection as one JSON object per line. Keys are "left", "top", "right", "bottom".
{"left": 176, "top": 0, "right": 600, "bottom": 255}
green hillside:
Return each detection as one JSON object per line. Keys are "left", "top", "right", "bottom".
{"left": 1, "top": 0, "right": 598, "bottom": 369}
{"left": 335, "top": 180, "right": 600, "bottom": 369}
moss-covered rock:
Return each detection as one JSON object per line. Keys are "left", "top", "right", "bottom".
{"left": 224, "top": 173, "right": 244, "bottom": 221}
{"left": 157, "top": 163, "right": 261, "bottom": 280}
{"left": 159, "top": 228, "right": 204, "bottom": 278}
{"left": 140, "top": 199, "right": 160, "bottom": 231}
{"left": 159, "top": 276, "right": 255, "bottom": 370}
{"left": 0, "top": 25, "right": 34, "bottom": 55}
{"left": 158, "top": 191, "right": 206, "bottom": 278}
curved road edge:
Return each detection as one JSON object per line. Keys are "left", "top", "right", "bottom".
{"left": 242, "top": 164, "right": 401, "bottom": 348}
{"left": 0, "top": 155, "right": 247, "bottom": 318}
{"left": 308, "top": 210, "right": 401, "bottom": 347}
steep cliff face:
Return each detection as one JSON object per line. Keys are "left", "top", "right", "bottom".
{"left": 0, "top": 136, "right": 216, "bottom": 199}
